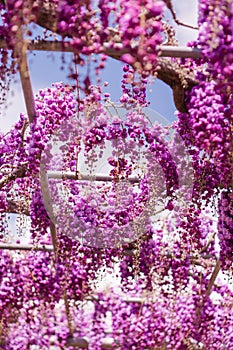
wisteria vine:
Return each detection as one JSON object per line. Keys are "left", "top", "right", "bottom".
{"left": 0, "top": 0, "right": 233, "bottom": 349}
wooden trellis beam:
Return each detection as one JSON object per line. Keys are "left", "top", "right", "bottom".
{"left": 0, "top": 39, "right": 200, "bottom": 112}
{"left": 0, "top": 39, "right": 202, "bottom": 58}
{"left": 13, "top": 26, "right": 36, "bottom": 123}
{"left": 0, "top": 243, "right": 136, "bottom": 256}
{"left": 66, "top": 335, "right": 161, "bottom": 349}
{"left": 66, "top": 259, "right": 221, "bottom": 350}
{"left": 66, "top": 336, "right": 115, "bottom": 349}
{"left": 0, "top": 243, "right": 54, "bottom": 252}
{"left": 46, "top": 171, "right": 140, "bottom": 183}
{"left": 0, "top": 243, "right": 216, "bottom": 264}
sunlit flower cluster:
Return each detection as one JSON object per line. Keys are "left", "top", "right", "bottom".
{"left": 198, "top": 0, "right": 233, "bottom": 88}
{"left": 1, "top": 0, "right": 233, "bottom": 348}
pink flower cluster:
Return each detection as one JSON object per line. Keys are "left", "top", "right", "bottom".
{"left": 1, "top": 0, "right": 233, "bottom": 346}
{"left": 179, "top": 80, "right": 232, "bottom": 188}
{"left": 198, "top": 0, "right": 233, "bottom": 88}
{"left": 118, "top": 0, "right": 164, "bottom": 75}
{"left": 218, "top": 190, "right": 233, "bottom": 269}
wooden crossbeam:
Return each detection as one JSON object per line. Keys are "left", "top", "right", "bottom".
{"left": 46, "top": 171, "right": 140, "bottom": 183}
{"left": 0, "top": 243, "right": 54, "bottom": 252}
{"left": 66, "top": 336, "right": 115, "bottom": 349}
{"left": 0, "top": 39, "right": 202, "bottom": 58}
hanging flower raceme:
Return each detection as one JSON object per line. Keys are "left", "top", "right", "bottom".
{"left": 30, "top": 183, "right": 50, "bottom": 239}
{"left": 57, "top": 0, "right": 164, "bottom": 77}
{"left": 0, "top": 0, "right": 165, "bottom": 103}
{"left": 40, "top": 98, "right": 181, "bottom": 250}
{"left": 118, "top": 0, "right": 164, "bottom": 75}
{"left": 0, "top": 83, "right": 79, "bottom": 241}
{"left": 177, "top": 80, "right": 232, "bottom": 193}
{"left": 95, "top": 282, "right": 233, "bottom": 350}
{"left": 218, "top": 190, "right": 233, "bottom": 270}
{"left": 198, "top": 0, "right": 233, "bottom": 89}
{"left": 0, "top": 80, "right": 225, "bottom": 348}
{"left": 0, "top": 251, "right": 24, "bottom": 327}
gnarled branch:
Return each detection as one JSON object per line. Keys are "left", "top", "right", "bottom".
{"left": 6, "top": 199, "right": 30, "bottom": 216}
{"left": 0, "top": 165, "right": 27, "bottom": 189}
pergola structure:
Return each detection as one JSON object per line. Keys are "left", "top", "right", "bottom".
{"left": 1, "top": 1, "right": 229, "bottom": 348}
{"left": 0, "top": 38, "right": 222, "bottom": 348}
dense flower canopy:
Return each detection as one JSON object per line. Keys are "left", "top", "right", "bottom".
{"left": 0, "top": 0, "right": 233, "bottom": 349}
